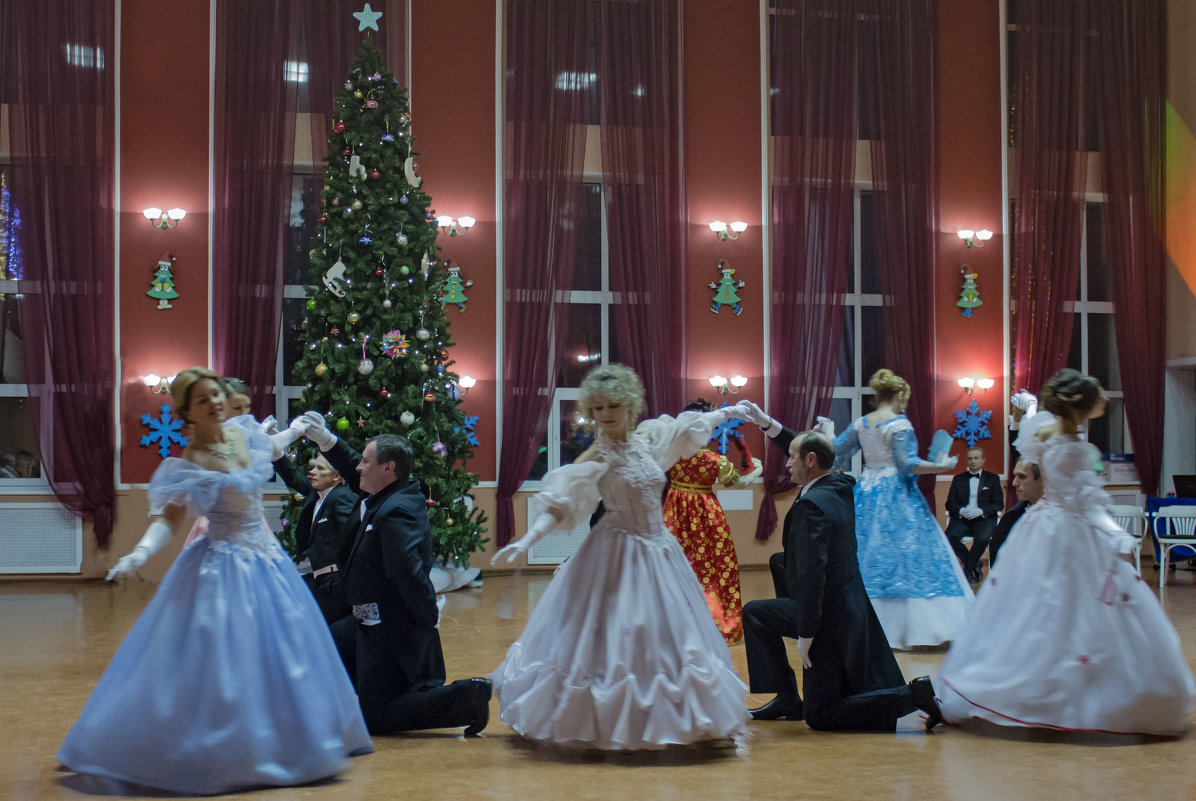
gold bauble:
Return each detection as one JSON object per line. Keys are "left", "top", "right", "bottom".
{"left": 315, "top": 362, "right": 328, "bottom": 376}
{"left": 347, "top": 312, "right": 360, "bottom": 324}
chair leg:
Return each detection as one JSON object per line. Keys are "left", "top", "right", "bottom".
{"left": 1160, "top": 546, "right": 1169, "bottom": 590}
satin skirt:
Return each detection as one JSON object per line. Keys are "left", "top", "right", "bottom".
{"left": 58, "top": 537, "right": 373, "bottom": 794}
{"left": 492, "top": 523, "right": 748, "bottom": 749}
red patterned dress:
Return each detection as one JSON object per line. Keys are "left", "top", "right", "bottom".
{"left": 662, "top": 450, "right": 744, "bottom": 644}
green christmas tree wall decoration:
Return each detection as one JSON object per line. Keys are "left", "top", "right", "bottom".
{"left": 148, "top": 256, "right": 179, "bottom": 309}
{"left": 283, "top": 33, "right": 487, "bottom": 566}
{"left": 956, "top": 265, "right": 982, "bottom": 318}
{"left": 441, "top": 261, "right": 472, "bottom": 313}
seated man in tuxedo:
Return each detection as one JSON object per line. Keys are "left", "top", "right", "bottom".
{"left": 274, "top": 452, "right": 358, "bottom": 624}
{"left": 944, "top": 446, "right": 1003, "bottom": 582}
{"left": 736, "top": 409, "right": 941, "bottom": 732}
{"left": 303, "top": 414, "right": 490, "bottom": 737}
{"left": 988, "top": 458, "right": 1043, "bottom": 568}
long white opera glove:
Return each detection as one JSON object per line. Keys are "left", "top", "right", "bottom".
{"left": 736, "top": 399, "right": 781, "bottom": 437}
{"left": 267, "top": 416, "right": 309, "bottom": 457}
{"left": 798, "top": 637, "right": 814, "bottom": 669}
{"left": 491, "top": 512, "right": 558, "bottom": 565}
{"left": 814, "top": 416, "right": 836, "bottom": 438}
{"left": 107, "top": 520, "right": 173, "bottom": 581}
{"left": 728, "top": 457, "right": 764, "bottom": 489}
{"left": 259, "top": 415, "right": 280, "bottom": 436}
{"left": 302, "top": 410, "right": 338, "bottom": 451}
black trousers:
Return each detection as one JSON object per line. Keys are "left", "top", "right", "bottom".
{"left": 330, "top": 615, "right": 474, "bottom": 735}
{"left": 944, "top": 516, "right": 997, "bottom": 576}
{"left": 303, "top": 571, "right": 351, "bottom": 625}
{"left": 743, "top": 599, "right": 915, "bottom": 731}
{"left": 769, "top": 552, "right": 788, "bottom": 598}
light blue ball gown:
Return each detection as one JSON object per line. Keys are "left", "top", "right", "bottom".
{"left": 833, "top": 415, "right": 973, "bottom": 647}
{"left": 57, "top": 416, "right": 372, "bottom": 794}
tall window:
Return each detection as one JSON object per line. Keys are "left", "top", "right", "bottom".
{"left": 524, "top": 180, "right": 615, "bottom": 483}
{"left": 276, "top": 172, "right": 321, "bottom": 436}
{"left": 1068, "top": 201, "right": 1127, "bottom": 455}
{"left": 0, "top": 171, "right": 45, "bottom": 487}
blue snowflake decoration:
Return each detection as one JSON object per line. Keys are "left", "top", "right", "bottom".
{"left": 710, "top": 403, "right": 747, "bottom": 455}
{"left": 140, "top": 403, "right": 188, "bottom": 458}
{"left": 952, "top": 398, "right": 992, "bottom": 447}
{"left": 453, "top": 414, "right": 480, "bottom": 447}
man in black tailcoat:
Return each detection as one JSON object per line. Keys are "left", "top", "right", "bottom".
{"left": 944, "top": 446, "right": 1003, "bottom": 582}
{"left": 302, "top": 413, "right": 490, "bottom": 736}
{"left": 274, "top": 452, "right": 358, "bottom": 623}
{"left": 737, "top": 402, "right": 941, "bottom": 732}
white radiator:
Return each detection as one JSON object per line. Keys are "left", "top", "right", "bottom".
{"left": 0, "top": 503, "right": 83, "bottom": 573}
{"left": 526, "top": 494, "right": 589, "bottom": 565}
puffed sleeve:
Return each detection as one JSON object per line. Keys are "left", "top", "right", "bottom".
{"left": 532, "top": 460, "right": 610, "bottom": 532}
{"left": 637, "top": 409, "right": 732, "bottom": 470}
{"left": 890, "top": 421, "right": 924, "bottom": 477}
{"left": 147, "top": 459, "right": 214, "bottom": 517}
{"left": 831, "top": 421, "right": 861, "bottom": 470}
{"left": 717, "top": 455, "right": 740, "bottom": 488}
{"left": 225, "top": 415, "right": 275, "bottom": 484}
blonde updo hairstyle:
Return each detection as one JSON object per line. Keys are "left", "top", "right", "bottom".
{"left": 170, "top": 367, "right": 222, "bottom": 423}
{"left": 868, "top": 368, "right": 910, "bottom": 412}
{"left": 575, "top": 363, "right": 645, "bottom": 435}
{"left": 1039, "top": 368, "right": 1103, "bottom": 423}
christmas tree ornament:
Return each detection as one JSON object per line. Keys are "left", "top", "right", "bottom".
{"left": 400, "top": 195, "right": 409, "bottom": 204}
{"left": 334, "top": 121, "right": 346, "bottom": 133}
{"left": 403, "top": 156, "right": 422, "bottom": 187}
{"left": 375, "top": 268, "right": 383, "bottom": 276}
{"left": 370, "top": 170, "right": 380, "bottom": 180}
{"left": 359, "top": 235, "right": 372, "bottom": 245}
{"left": 331, "top": 197, "right": 340, "bottom": 206}
{"left": 343, "top": 148, "right": 351, "bottom": 156}
{"left": 354, "top": 90, "right": 363, "bottom": 99}
{"left": 306, "top": 298, "right": 317, "bottom": 310}
{"left": 421, "top": 252, "right": 432, "bottom": 276}
{"left": 147, "top": 255, "right": 180, "bottom": 310}
{"left": 396, "top": 232, "right": 408, "bottom": 245}
{"left": 416, "top": 328, "right": 430, "bottom": 340}
{"left": 424, "top": 391, "right": 437, "bottom": 402}
{"left": 347, "top": 312, "right": 360, "bottom": 324}
{"left": 348, "top": 154, "right": 367, "bottom": 180}
{"left": 365, "top": 100, "right": 378, "bottom": 110}
{"left": 381, "top": 389, "right": 390, "bottom": 398}
{"left": 351, "top": 199, "right": 363, "bottom": 211}
{"left": 426, "top": 499, "right": 436, "bottom": 508}
{"left": 370, "top": 72, "right": 382, "bottom": 81}
{"left": 382, "top": 133, "right": 395, "bottom": 143}
{"left": 441, "top": 263, "right": 473, "bottom": 313}
{"left": 358, "top": 339, "right": 374, "bottom": 374}
{"left": 420, "top": 363, "right": 430, "bottom": 373}
{"left": 709, "top": 259, "right": 746, "bottom": 315}
{"left": 353, "top": 2, "right": 383, "bottom": 31}
{"left": 400, "top": 410, "right": 415, "bottom": 425}
{"left": 432, "top": 441, "right": 447, "bottom": 458}
{"left": 956, "top": 266, "right": 982, "bottom": 317}
{"left": 383, "top": 298, "right": 392, "bottom": 308}
{"left": 315, "top": 362, "right": 327, "bottom": 376}
{"left": 400, "top": 265, "right": 410, "bottom": 275}
{"left": 336, "top": 417, "right": 351, "bottom": 431}
{"left": 323, "top": 258, "right": 348, "bottom": 297}
{"left": 381, "top": 329, "right": 409, "bottom": 357}
{"left": 317, "top": 214, "right": 327, "bottom": 224}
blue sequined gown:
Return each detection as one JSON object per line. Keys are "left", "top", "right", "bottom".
{"left": 833, "top": 415, "right": 973, "bottom": 647}
{"left": 57, "top": 416, "right": 372, "bottom": 794}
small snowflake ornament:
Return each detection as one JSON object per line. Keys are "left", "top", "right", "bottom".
{"left": 952, "top": 398, "right": 992, "bottom": 447}
{"left": 140, "top": 403, "right": 188, "bottom": 459}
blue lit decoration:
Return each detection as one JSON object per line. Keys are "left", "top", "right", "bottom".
{"left": 141, "top": 403, "right": 189, "bottom": 458}
{"left": 457, "top": 414, "right": 479, "bottom": 447}
{"left": 0, "top": 172, "right": 23, "bottom": 283}
{"left": 710, "top": 402, "right": 747, "bottom": 455}
{"left": 952, "top": 398, "right": 992, "bottom": 448}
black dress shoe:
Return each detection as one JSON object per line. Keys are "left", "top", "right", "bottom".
{"left": 748, "top": 694, "right": 803, "bottom": 721}
{"left": 463, "top": 678, "right": 492, "bottom": 737}
{"left": 908, "top": 676, "right": 942, "bottom": 731}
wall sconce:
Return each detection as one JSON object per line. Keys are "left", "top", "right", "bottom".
{"left": 958, "top": 376, "right": 994, "bottom": 395}
{"left": 436, "top": 215, "right": 475, "bottom": 237}
{"left": 456, "top": 375, "right": 476, "bottom": 398}
{"left": 708, "top": 220, "right": 747, "bottom": 241}
{"left": 141, "top": 373, "right": 176, "bottom": 394}
{"left": 709, "top": 374, "right": 748, "bottom": 394}
{"left": 143, "top": 207, "right": 187, "bottom": 229}
{"left": 956, "top": 228, "right": 993, "bottom": 248}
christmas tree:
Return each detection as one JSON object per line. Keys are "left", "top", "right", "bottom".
{"left": 956, "top": 266, "right": 982, "bottom": 318}
{"left": 282, "top": 32, "right": 487, "bottom": 566}
{"left": 148, "top": 258, "right": 179, "bottom": 309}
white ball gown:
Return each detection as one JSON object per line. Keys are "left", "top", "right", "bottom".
{"left": 936, "top": 418, "right": 1195, "bottom": 734}
{"left": 492, "top": 410, "right": 748, "bottom": 749}
{"left": 57, "top": 416, "right": 372, "bottom": 793}
{"left": 832, "top": 415, "right": 974, "bottom": 647}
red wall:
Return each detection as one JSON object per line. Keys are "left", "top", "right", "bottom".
{"left": 119, "top": 0, "right": 211, "bottom": 484}
{"left": 936, "top": 0, "right": 1007, "bottom": 468}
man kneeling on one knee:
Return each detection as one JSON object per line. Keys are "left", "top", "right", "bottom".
{"left": 739, "top": 424, "right": 942, "bottom": 732}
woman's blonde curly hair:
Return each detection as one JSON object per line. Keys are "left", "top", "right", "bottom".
{"left": 575, "top": 363, "right": 645, "bottom": 435}
{"left": 868, "top": 368, "right": 910, "bottom": 412}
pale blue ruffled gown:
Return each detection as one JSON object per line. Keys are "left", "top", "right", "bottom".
{"left": 492, "top": 411, "right": 748, "bottom": 749}
{"left": 833, "top": 415, "right": 973, "bottom": 647}
{"left": 58, "top": 416, "right": 372, "bottom": 794}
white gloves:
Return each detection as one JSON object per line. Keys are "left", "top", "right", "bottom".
{"left": 728, "top": 457, "right": 764, "bottom": 489}
{"left": 961, "top": 505, "right": 982, "bottom": 520}
{"left": 267, "top": 416, "right": 310, "bottom": 456}
{"left": 736, "top": 400, "right": 781, "bottom": 437}
{"left": 303, "top": 410, "right": 337, "bottom": 451}
{"left": 814, "top": 416, "right": 835, "bottom": 438}
{"left": 1011, "top": 390, "right": 1038, "bottom": 414}
{"left": 798, "top": 636, "right": 814, "bottom": 668}
{"left": 491, "top": 512, "right": 557, "bottom": 565}
{"left": 937, "top": 455, "right": 958, "bottom": 470}
{"left": 259, "top": 415, "right": 280, "bottom": 436}
{"left": 107, "top": 520, "right": 173, "bottom": 581}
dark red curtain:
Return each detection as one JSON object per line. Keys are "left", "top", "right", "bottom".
{"left": 1009, "top": 1, "right": 1090, "bottom": 400}
{"left": 1093, "top": 0, "right": 1167, "bottom": 495}
{"left": 597, "top": 0, "right": 686, "bottom": 419}
{"left": 757, "top": 0, "right": 857, "bottom": 541}
{"left": 862, "top": 0, "right": 939, "bottom": 506}
{"left": 213, "top": 1, "right": 301, "bottom": 418}
{"left": 497, "top": 1, "right": 589, "bottom": 546}
{"left": 0, "top": 0, "right": 117, "bottom": 544}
